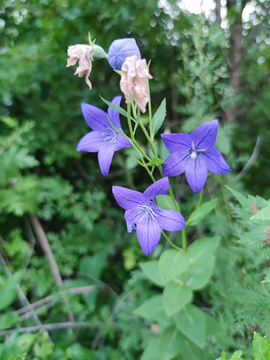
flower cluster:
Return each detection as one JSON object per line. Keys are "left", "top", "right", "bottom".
{"left": 70, "top": 37, "right": 231, "bottom": 255}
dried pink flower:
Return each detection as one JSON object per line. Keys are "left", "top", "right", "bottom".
{"left": 120, "top": 55, "right": 153, "bottom": 113}
{"left": 66, "top": 45, "right": 94, "bottom": 90}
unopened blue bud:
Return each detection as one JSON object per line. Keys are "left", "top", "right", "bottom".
{"left": 108, "top": 38, "right": 141, "bottom": 70}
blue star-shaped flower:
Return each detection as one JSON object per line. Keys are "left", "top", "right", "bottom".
{"left": 108, "top": 38, "right": 141, "bottom": 70}
{"left": 112, "top": 177, "right": 185, "bottom": 256}
{"left": 77, "top": 96, "right": 131, "bottom": 177}
{"left": 161, "top": 120, "right": 231, "bottom": 193}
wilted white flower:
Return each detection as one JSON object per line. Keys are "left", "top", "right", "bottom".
{"left": 66, "top": 44, "right": 94, "bottom": 90}
{"left": 120, "top": 55, "right": 153, "bottom": 113}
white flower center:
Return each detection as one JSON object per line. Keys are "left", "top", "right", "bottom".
{"left": 103, "top": 127, "right": 118, "bottom": 143}
{"left": 136, "top": 204, "right": 159, "bottom": 222}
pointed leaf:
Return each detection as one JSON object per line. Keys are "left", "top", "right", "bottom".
{"left": 146, "top": 156, "right": 165, "bottom": 167}
{"left": 100, "top": 96, "right": 128, "bottom": 118}
{"left": 159, "top": 325, "right": 184, "bottom": 360}
{"left": 186, "top": 198, "right": 217, "bottom": 226}
{"left": 174, "top": 304, "right": 206, "bottom": 348}
{"left": 152, "top": 98, "right": 166, "bottom": 137}
{"left": 252, "top": 332, "right": 270, "bottom": 360}
{"left": 159, "top": 249, "right": 189, "bottom": 283}
{"left": 251, "top": 205, "right": 270, "bottom": 221}
{"left": 141, "top": 337, "right": 160, "bottom": 360}
{"left": 225, "top": 186, "right": 251, "bottom": 209}
{"left": 156, "top": 194, "right": 178, "bottom": 212}
{"left": 140, "top": 260, "right": 164, "bottom": 287}
{"left": 134, "top": 107, "right": 140, "bottom": 132}
{"left": 134, "top": 295, "right": 167, "bottom": 322}
{"left": 163, "top": 282, "right": 193, "bottom": 317}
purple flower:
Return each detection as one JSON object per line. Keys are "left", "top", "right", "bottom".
{"left": 77, "top": 96, "right": 131, "bottom": 177}
{"left": 112, "top": 177, "right": 185, "bottom": 256}
{"left": 108, "top": 38, "right": 141, "bottom": 71}
{"left": 161, "top": 120, "right": 231, "bottom": 193}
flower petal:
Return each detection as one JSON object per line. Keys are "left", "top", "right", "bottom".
{"left": 190, "top": 119, "right": 218, "bottom": 149}
{"left": 115, "top": 135, "right": 132, "bottom": 151}
{"left": 162, "top": 151, "right": 190, "bottom": 177}
{"left": 143, "top": 177, "right": 170, "bottom": 201}
{"left": 202, "top": 148, "right": 231, "bottom": 174}
{"left": 158, "top": 209, "right": 185, "bottom": 232}
{"left": 125, "top": 208, "right": 142, "bottom": 231}
{"left": 136, "top": 218, "right": 161, "bottom": 256}
{"left": 81, "top": 103, "right": 108, "bottom": 131}
{"left": 76, "top": 131, "right": 105, "bottom": 152}
{"left": 98, "top": 143, "right": 115, "bottom": 177}
{"left": 161, "top": 133, "right": 191, "bottom": 152}
{"left": 185, "top": 155, "right": 208, "bottom": 193}
{"left": 108, "top": 96, "right": 122, "bottom": 128}
{"left": 112, "top": 186, "right": 145, "bottom": 210}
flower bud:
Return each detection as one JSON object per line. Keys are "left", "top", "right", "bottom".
{"left": 93, "top": 44, "right": 108, "bottom": 60}
{"left": 108, "top": 38, "right": 141, "bottom": 70}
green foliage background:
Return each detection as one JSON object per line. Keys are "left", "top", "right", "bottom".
{"left": 0, "top": 0, "right": 270, "bottom": 359}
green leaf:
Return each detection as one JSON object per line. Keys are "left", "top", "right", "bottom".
{"left": 186, "top": 237, "right": 220, "bottom": 261}
{"left": 180, "top": 338, "right": 203, "bottom": 360}
{"left": 163, "top": 282, "right": 193, "bottom": 317}
{"left": 159, "top": 249, "right": 189, "bottom": 283}
{"left": 229, "top": 350, "right": 243, "bottom": 359}
{"left": 134, "top": 295, "right": 167, "bottom": 322}
{"left": 252, "top": 332, "right": 270, "bottom": 360}
{"left": 239, "top": 227, "right": 268, "bottom": 245}
{"left": 8, "top": 354, "right": 26, "bottom": 360}
{"left": 186, "top": 198, "right": 217, "bottom": 226}
{"left": 152, "top": 98, "right": 166, "bottom": 137}
{"left": 0, "top": 272, "right": 21, "bottom": 311}
{"left": 134, "top": 106, "right": 140, "bottom": 132}
{"left": 174, "top": 304, "right": 205, "bottom": 348}
{"left": 140, "top": 261, "right": 164, "bottom": 287}
{"left": 159, "top": 325, "right": 184, "bottom": 360}
{"left": 185, "top": 237, "right": 219, "bottom": 290}
{"left": 145, "top": 156, "right": 165, "bottom": 167}
{"left": 156, "top": 194, "right": 178, "bottom": 212}
{"left": 0, "top": 312, "right": 20, "bottom": 331}
{"left": 262, "top": 268, "right": 270, "bottom": 283}
{"left": 225, "top": 186, "right": 251, "bottom": 209}
{"left": 141, "top": 337, "right": 160, "bottom": 360}
{"left": 251, "top": 205, "right": 270, "bottom": 221}
{"left": 100, "top": 96, "right": 128, "bottom": 118}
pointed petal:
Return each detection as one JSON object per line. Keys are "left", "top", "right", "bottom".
{"left": 112, "top": 186, "right": 145, "bottom": 210}
{"left": 161, "top": 133, "right": 191, "bottom": 152}
{"left": 185, "top": 155, "right": 208, "bottom": 193}
{"left": 107, "top": 96, "right": 122, "bottom": 128}
{"left": 81, "top": 103, "right": 108, "bottom": 131}
{"left": 202, "top": 148, "right": 231, "bottom": 174}
{"left": 98, "top": 143, "right": 115, "bottom": 177}
{"left": 158, "top": 209, "right": 185, "bottom": 231}
{"left": 143, "top": 177, "right": 169, "bottom": 200}
{"left": 115, "top": 134, "right": 132, "bottom": 151}
{"left": 76, "top": 131, "right": 105, "bottom": 152}
{"left": 162, "top": 151, "right": 190, "bottom": 177}
{"left": 136, "top": 218, "right": 161, "bottom": 256}
{"left": 125, "top": 208, "right": 142, "bottom": 230}
{"left": 190, "top": 119, "right": 218, "bottom": 149}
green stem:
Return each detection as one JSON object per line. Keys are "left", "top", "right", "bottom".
{"left": 161, "top": 230, "right": 182, "bottom": 251}
{"left": 181, "top": 227, "right": 187, "bottom": 251}
{"left": 147, "top": 79, "right": 153, "bottom": 140}
{"left": 127, "top": 103, "right": 134, "bottom": 142}
{"left": 194, "top": 188, "right": 204, "bottom": 213}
